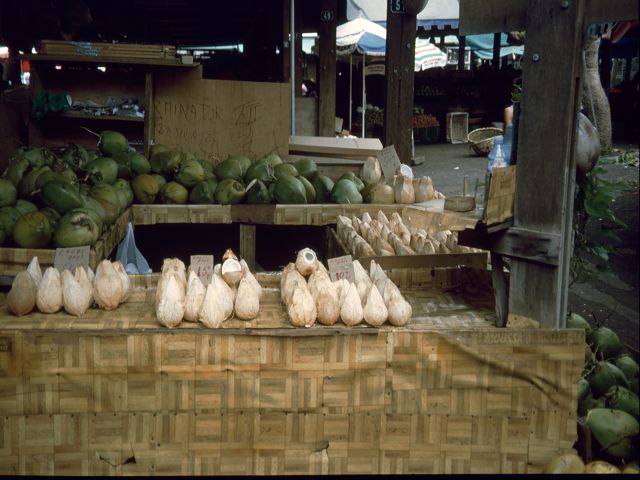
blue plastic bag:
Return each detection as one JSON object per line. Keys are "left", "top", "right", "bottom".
{"left": 115, "top": 223, "right": 152, "bottom": 274}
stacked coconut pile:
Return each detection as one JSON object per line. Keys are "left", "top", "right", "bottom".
{"left": 155, "top": 249, "right": 262, "bottom": 329}
{"left": 336, "top": 210, "right": 481, "bottom": 258}
{"left": 280, "top": 248, "right": 412, "bottom": 328}
{"left": 542, "top": 313, "right": 639, "bottom": 474}
{"left": 6, "top": 256, "right": 131, "bottom": 317}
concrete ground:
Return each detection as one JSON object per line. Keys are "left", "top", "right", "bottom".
{"left": 413, "top": 142, "right": 639, "bottom": 357}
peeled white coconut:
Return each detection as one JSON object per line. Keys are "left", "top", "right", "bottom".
{"left": 413, "top": 176, "right": 435, "bottom": 202}
{"left": 239, "top": 259, "right": 263, "bottom": 299}
{"left": 340, "top": 282, "right": 364, "bottom": 326}
{"left": 288, "top": 285, "right": 317, "bottom": 327}
{"left": 36, "top": 267, "right": 63, "bottom": 313}
{"left": 360, "top": 156, "right": 382, "bottom": 186}
{"left": 199, "top": 275, "right": 233, "bottom": 328}
{"left": 26, "top": 256, "right": 42, "bottom": 287}
{"left": 62, "top": 269, "right": 92, "bottom": 317}
{"left": 363, "top": 284, "right": 388, "bottom": 327}
{"left": 183, "top": 270, "right": 206, "bottom": 322}
{"left": 156, "top": 275, "right": 184, "bottom": 328}
{"left": 234, "top": 276, "right": 260, "bottom": 320}
{"left": 221, "top": 249, "right": 243, "bottom": 286}
{"left": 367, "top": 182, "right": 395, "bottom": 204}
{"left": 7, "top": 270, "right": 36, "bottom": 316}
{"left": 74, "top": 266, "right": 94, "bottom": 306}
{"left": 161, "top": 258, "right": 186, "bottom": 289}
{"left": 387, "top": 287, "right": 412, "bottom": 326}
{"left": 394, "top": 175, "right": 415, "bottom": 204}
{"left": 113, "top": 261, "right": 132, "bottom": 304}
{"left": 295, "top": 248, "right": 318, "bottom": 277}
{"left": 94, "top": 260, "right": 124, "bottom": 311}
{"left": 316, "top": 286, "right": 341, "bottom": 326}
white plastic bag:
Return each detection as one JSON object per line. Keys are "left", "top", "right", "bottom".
{"left": 115, "top": 223, "right": 152, "bottom": 274}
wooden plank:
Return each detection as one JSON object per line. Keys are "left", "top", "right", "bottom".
{"left": 457, "top": 226, "right": 561, "bottom": 266}
{"left": 457, "top": 36, "right": 466, "bottom": 70}
{"left": 492, "top": 33, "right": 501, "bottom": 69}
{"left": 508, "top": 0, "right": 586, "bottom": 328}
{"left": 23, "top": 54, "right": 196, "bottom": 67}
{"left": 153, "top": 70, "right": 290, "bottom": 161}
{"left": 490, "top": 252, "right": 508, "bottom": 327}
{"left": 318, "top": 0, "right": 338, "bottom": 137}
{"left": 459, "top": 0, "right": 638, "bottom": 35}
{"left": 383, "top": 2, "right": 418, "bottom": 165}
{"left": 289, "top": 135, "right": 383, "bottom": 157}
{"left": 239, "top": 224, "right": 257, "bottom": 270}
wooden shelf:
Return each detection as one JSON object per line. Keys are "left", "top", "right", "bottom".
{"left": 22, "top": 54, "right": 199, "bottom": 67}
{"left": 45, "top": 110, "right": 145, "bottom": 123}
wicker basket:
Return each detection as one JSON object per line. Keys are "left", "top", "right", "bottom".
{"left": 468, "top": 127, "right": 503, "bottom": 156}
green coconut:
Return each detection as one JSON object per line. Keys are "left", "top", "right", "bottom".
{"left": 86, "top": 157, "right": 119, "bottom": 185}
{"left": 567, "top": 312, "right": 592, "bottom": 336}
{"left": 198, "top": 159, "right": 215, "bottom": 176}
{"left": 41, "top": 181, "right": 83, "bottom": 215}
{"left": 274, "top": 175, "right": 307, "bottom": 204}
{"left": 54, "top": 165, "right": 78, "bottom": 185}
{"left": 293, "top": 158, "right": 318, "bottom": 180}
{"left": 151, "top": 174, "right": 167, "bottom": 190}
{"left": 189, "top": 179, "right": 218, "bottom": 204}
{"left": 149, "top": 144, "right": 170, "bottom": 162}
{"left": 331, "top": 178, "right": 363, "bottom": 204}
{"left": 112, "top": 152, "right": 133, "bottom": 179}
{"left": 39, "top": 207, "right": 61, "bottom": 232}
{"left": 262, "top": 152, "right": 283, "bottom": 167}
{"left": 584, "top": 344, "right": 597, "bottom": 367}
{"left": 3, "top": 157, "right": 31, "bottom": 187}
{"left": 34, "top": 169, "right": 65, "bottom": 190}
{"left": 18, "top": 165, "right": 51, "bottom": 199}
{"left": 54, "top": 211, "right": 100, "bottom": 247}
{"left": 61, "top": 143, "right": 89, "bottom": 169}
{"left": 311, "top": 175, "right": 334, "bottom": 203}
{"left": 297, "top": 175, "right": 316, "bottom": 203}
{"left": 338, "top": 171, "right": 365, "bottom": 192}
{"left": 98, "top": 130, "right": 128, "bottom": 157}
{"left": 214, "top": 158, "right": 243, "bottom": 181}
{"left": 12, "top": 146, "right": 55, "bottom": 168}
{"left": 158, "top": 181, "right": 188, "bottom": 205}
{"left": 605, "top": 385, "right": 639, "bottom": 419}
{"left": 11, "top": 211, "right": 52, "bottom": 248}
{"left": 274, "top": 163, "right": 299, "bottom": 179}
{"left": 0, "top": 206, "right": 21, "bottom": 241}
{"left": 362, "top": 182, "right": 395, "bottom": 204}
{"left": 151, "top": 150, "right": 182, "bottom": 177}
{"left": 88, "top": 183, "right": 121, "bottom": 223}
{"left": 175, "top": 158, "right": 206, "bottom": 188}
{"left": 589, "top": 361, "right": 630, "bottom": 397}
{"left": 80, "top": 195, "right": 109, "bottom": 227}
{"left": 590, "top": 327, "right": 622, "bottom": 360}
{"left": 131, "top": 175, "right": 160, "bottom": 204}
{"left": 215, "top": 178, "right": 246, "bottom": 205}
{"left": 586, "top": 408, "right": 639, "bottom": 459}
{"left": 14, "top": 199, "right": 38, "bottom": 216}
{"left": 128, "top": 151, "right": 151, "bottom": 176}
{"left": 244, "top": 158, "right": 275, "bottom": 184}
{"left": 246, "top": 179, "right": 271, "bottom": 204}
{"left": 615, "top": 355, "right": 639, "bottom": 382}
{"left": 228, "top": 155, "right": 252, "bottom": 176}
{"left": 69, "top": 207, "right": 104, "bottom": 235}
{"left": 578, "top": 377, "right": 591, "bottom": 403}
{"left": 0, "top": 178, "right": 17, "bottom": 207}
{"left": 578, "top": 392, "right": 606, "bottom": 417}
{"left": 113, "top": 179, "right": 134, "bottom": 208}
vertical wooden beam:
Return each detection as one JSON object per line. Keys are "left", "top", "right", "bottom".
{"left": 384, "top": 1, "right": 418, "bottom": 164}
{"left": 318, "top": 0, "right": 338, "bottom": 137}
{"left": 144, "top": 70, "right": 154, "bottom": 157}
{"left": 508, "top": 0, "right": 585, "bottom": 329}
{"left": 492, "top": 32, "right": 501, "bottom": 69}
{"left": 295, "top": 2, "right": 304, "bottom": 97}
{"left": 282, "top": 0, "right": 291, "bottom": 84}
{"left": 239, "top": 224, "right": 257, "bottom": 271}
{"left": 458, "top": 35, "right": 466, "bottom": 70}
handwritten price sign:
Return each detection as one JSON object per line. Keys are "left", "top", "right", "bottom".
{"left": 190, "top": 255, "right": 214, "bottom": 284}
{"left": 54, "top": 246, "right": 90, "bottom": 273}
{"left": 378, "top": 145, "right": 402, "bottom": 185}
{"left": 328, "top": 255, "right": 355, "bottom": 284}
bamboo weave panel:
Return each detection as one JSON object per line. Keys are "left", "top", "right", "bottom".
{"left": 0, "top": 208, "right": 131, "bottom": 276}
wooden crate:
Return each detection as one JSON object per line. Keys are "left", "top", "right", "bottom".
{"left": 0, "top": 208, "right": 131, "bottom": 278}
{"left": 0, "top": 271, "right": 584, "bottom": 475}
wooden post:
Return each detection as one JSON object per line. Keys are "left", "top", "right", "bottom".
{"left": 144, "top": 71, "right": 154, "bottom": 157}
{"left": 282, "top": 0, "right": 291, "bottom": 84}
{"left": 458, "top": 35, "right": 466, "bottom": 70}
{"left": 318, "top": 0, "right": 337, "bottom": 137}
{"left": 492, "top": 32, "right": 501, "bottom": 69}
{"left": 383, "top": 0, "right": 418, "bottom": 164}
{"left": 294, "top": 2, "right": 304, "bottom": 97}
{"left": 239, "top": 224, "right": 257, "bottom": 271}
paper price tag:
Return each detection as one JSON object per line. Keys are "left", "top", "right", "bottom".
{"left": 190, "top": 255, "right": 214, "bottom": 284}
{"left": 54, "top": 246, "right": 90, "bottom": 273}
{"left": 328, "top": 255, "right": 355, "bottom": 284}
{"left": 378, "top": 145, "right": 402, "bottom": 185}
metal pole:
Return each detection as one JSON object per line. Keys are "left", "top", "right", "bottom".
{"left": 290, "top": 0, "right": 296, "bottom": 135}
{"left": 349, "top": 55, "right": 353, "bottom": 131}
{"left": 362, "top": 53, "right": 366, "bottom": 138}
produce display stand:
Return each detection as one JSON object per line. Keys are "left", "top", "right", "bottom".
{"left": 0, "top": 271, "right": 584, "bottom": 475}
{"left": 0, "top": 207, "right": 131, "bottom": 282}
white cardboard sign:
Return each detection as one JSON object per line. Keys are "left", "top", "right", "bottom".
{"left": 328, "top": 255, "right": 355, "bottom": 284}
{"left": 378, "top": 145, "right": 402, "bottom": 184}
{"left": 54, "top": 246, "right": 90, "bottom": 273}
{"left": 190, "top": 255, "right": 214, "bottom": 284}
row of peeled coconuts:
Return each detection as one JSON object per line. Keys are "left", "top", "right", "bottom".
{"left": 281, "top": 247, "right": 411, "bottom": 328}
{"left": 360, "top": 156, "right": 445, "bottom": 205}
{"left": 543, "top": 450, "right": 638, "bottom": 474}
{"left": 155, "top": 249, "right": 262, "bottom": 328}
{"left": 6, "top": 257, "right": 131, "bottom": 317}
{"left": 337, "top": 210, "right": 481, "bottom": 258}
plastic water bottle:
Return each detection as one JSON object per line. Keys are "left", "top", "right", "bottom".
{"left": 487, "top": 136, "right": 507, "bottom": 174}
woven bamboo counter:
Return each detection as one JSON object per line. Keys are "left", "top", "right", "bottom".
{"left": 0, "top": 271, "right": 584, "bottom": 475}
